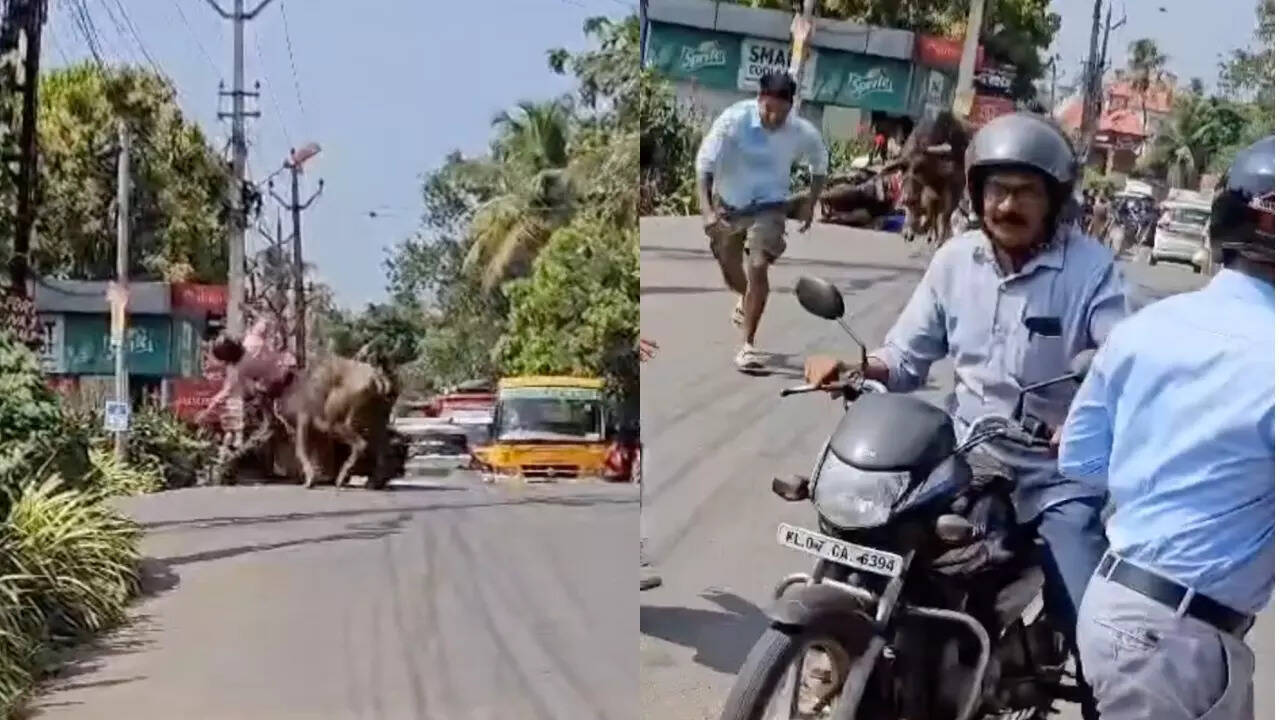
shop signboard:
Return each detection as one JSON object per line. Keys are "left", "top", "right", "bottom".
{"left": 813, "top": 51, "right": 911, "bottom": 113}
{"left": 915, "top": 34, "right": 985, "bottom": 72}
{"left": 737, "top": 36, "right": 816, "bottom": 99}
{"left": 910, "top": 67, "right": 953, "bottom": 118}
{"left": 969, "top": 93, "right": 1017, "bottom": 127}
{"left": 172, "top": 317, "right": 201, "bottom": 377}
{"left": 36, "top": 313, "right": 65, "bottom": 373}
{"left": 64, "top": 314, "right": 173, "bottom": 376}
{"left": 647, "top": 22, "right": 740, "bottom": 91}
{"left": 170, "top": 377, "right": 221, "bottom": 422}
{"left": 975, "top": 59, "right": 1018, "bottom": 98}
{"left": 171, "top": 283, "right": 227, "bottom": 315}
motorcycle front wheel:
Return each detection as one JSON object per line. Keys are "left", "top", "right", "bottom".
{"left": 720, "top": 620, "right": 889, "bottom": 720}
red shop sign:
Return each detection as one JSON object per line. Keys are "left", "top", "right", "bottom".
{"left": 171, "top": 283, "right": 227, "bottom": 314}
{"left": 969, "top": 94, "right": 1016, "bottom": 127}
{"left": 915, "top": 34, "right": 984, "bottom": 72}
{"left": 170, "top": 377, "right": 222, "bottom": 421}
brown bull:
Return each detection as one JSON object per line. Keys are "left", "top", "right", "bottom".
{"left": 290, "top": 353, "right": 400, "bottom": 489}
{"left": 881, "top": 111, "right": 973, "bottom": 247}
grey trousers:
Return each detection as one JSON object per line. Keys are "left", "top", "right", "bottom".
{"left": 1077, "top": 570, "right": 1255, "bottom": 719}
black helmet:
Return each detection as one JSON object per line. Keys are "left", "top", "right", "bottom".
{"left": 965, "top": 112, "right": 1079, "bottom": 222}
{"left": 1209, "top": 136, "right": 1274, "bottom": 264}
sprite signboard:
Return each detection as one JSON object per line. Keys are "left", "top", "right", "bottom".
{"left": 812, "top": 53, "right": 911, "bottom": 113}
{"left": 647, "top": 22, "right": 740, "bottom": 91}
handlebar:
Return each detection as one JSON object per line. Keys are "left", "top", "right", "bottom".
{"left": 780, "top": 376, "right": 888, "bottom": 398}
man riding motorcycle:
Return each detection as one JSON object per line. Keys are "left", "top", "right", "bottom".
{"left": 805, "top": 112, "right": 1131, "bottom": 718}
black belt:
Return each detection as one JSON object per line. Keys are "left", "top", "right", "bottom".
{"left": 1097, "top": 553, "right": 1254, "bottom": 637}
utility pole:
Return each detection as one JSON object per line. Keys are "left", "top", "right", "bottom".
{"left": 1080, "top": 0, "right": 1103, "bottom": 161}
{"left": 1049, "top": 54, "right": 1060, "bottom": 112}
{"left": 270, "top": 150, "right": 322, "bottom": 368}
{"left": 639, "top": 0, "right": 649, "bottom": 64}
{"left": 113, "top": 122, "right": 130, "bottom": 460}
{"left": 953, "top": 0, "right": 986, "bottom": 116}
{"left": 788, "top": 0, "right": 816, "bottom": 111}
{"left": 3, "top": 0, "right": 45, "bottom": 298}
{"left": 204, "top": 0, "right": 273, "bottom": 441}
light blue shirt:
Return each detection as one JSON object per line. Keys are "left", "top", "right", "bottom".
{"left": 1059, "top": 269, "right": 1276, "bottom": 614}
{"left": 872, "top": 226, "right": 1130, "bottom": 521}
{"left": 695, "top": 99, "right": 829, "bottom": 209}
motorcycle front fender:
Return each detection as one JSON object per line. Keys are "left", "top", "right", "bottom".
{"left": 765, "top": 581, "right": 876, "bottom": 630}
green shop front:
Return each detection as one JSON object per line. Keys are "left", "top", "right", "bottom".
{"left": 647, "top": 20, "right": 913, "bottom": 140}
{"left": 32, "top": 279, "right": 224, "bottom": 410}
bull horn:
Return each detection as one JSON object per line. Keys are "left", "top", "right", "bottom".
{"left": 925, "top": 143, "right": 953, "bottom": 155}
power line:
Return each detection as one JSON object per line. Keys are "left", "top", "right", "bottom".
{"left": 108, "top": 0, "right": 166, "bottom": 79}
{"left": 278, "top": 1, "right": 306, "bottom": 122}
{"left": 252, "top": 26, "right": 295, "bottom": 153}
{"left": 63, "top": 0, "right": 107, "bottom": 67}
{"left": 167, "top": 0, "right": 219, "bottom": 75}
{"left": 91, "top": 0, "right": 139, "bottom": 65}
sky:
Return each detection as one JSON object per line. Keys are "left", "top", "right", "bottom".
{"left": 1046, "top": 0, "right": 1261, "bottom": 91}
{"left": 43, "top": 0, "right": 632, "bottom": 310}
{"left": 40, "top": 1, "right": 1261, "bottom": 307}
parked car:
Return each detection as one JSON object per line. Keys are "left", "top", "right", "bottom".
{"left": 393, "top": 415, "right": 474, "bottom": 475}
{"left": 1151, "top": 199, "right": 1212, "bottom": 272}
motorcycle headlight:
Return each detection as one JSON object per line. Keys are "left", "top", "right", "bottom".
{"left": 812, "top": 451, "right": 912, "bottom": 530}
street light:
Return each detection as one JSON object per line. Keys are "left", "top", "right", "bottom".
{"left": 289, "top": 142, "right": 321, "bottom": 168}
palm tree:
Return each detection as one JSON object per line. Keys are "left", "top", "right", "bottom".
{"left": 1147, "top": 92, "right": 1245, "bottom": 189}
{"left": 464, "top": 99, "right": 577, "bottom": 289}
{"left": 1127, "top": 38, "right": 1169, "bottom": 137}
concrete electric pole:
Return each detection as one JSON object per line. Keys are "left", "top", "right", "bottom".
{"left": 113, "top": 122, "right": 131, "bottom": 460}
{"left": 204, "top": 0, "right": 274, "bottom": 440}
{"left": 788, "top": 0, "right": 816, "bottom": 111}
{"left": 953, "top": 0, "right": 986, "bottom": 116}
{"left": 270, "top": 144, "right": 322, "bottom": 367}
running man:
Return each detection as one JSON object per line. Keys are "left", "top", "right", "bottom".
{"left": 696, "top": 70, "right": 828, "bottom": 371}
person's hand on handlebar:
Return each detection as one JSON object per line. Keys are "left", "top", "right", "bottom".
{"left": 803, "top": 355, "right": 844, "bottom": 386}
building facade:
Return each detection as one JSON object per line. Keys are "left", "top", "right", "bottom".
{"left": 644, "top": 0, "right": 1011, "bottom": 144}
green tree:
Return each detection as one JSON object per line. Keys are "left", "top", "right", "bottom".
{"left": 1146, "top": 92, "right": 1246, "bottom": 188}
{"left": 499, "top": 215, "right": 639, "bottom": 403}
{"left": 0, "top": 64, "right": 229, "bottom": 284}
{"left": 1126, "top": 38, "right": 1169, "bottom": 136}
{"left": 1219, "top": 0, "right": 1274, "bottom": 107}
{"left": 463, "top": 99, "right": 577, "bottom": 289}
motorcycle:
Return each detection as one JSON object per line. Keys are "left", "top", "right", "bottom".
{"left": 719, "top": 276, "right": 1096, "bottom": 720}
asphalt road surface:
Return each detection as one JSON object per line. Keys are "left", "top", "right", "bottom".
{"left": 639, "top": 216, "right": 1273, "bottom": 720}
{"left": 29, "top": 474, "right": 638, "bottom": 720}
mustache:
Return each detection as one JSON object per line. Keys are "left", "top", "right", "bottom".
{"left": 992, "top": 212, "right": 1028, "bottom": 227}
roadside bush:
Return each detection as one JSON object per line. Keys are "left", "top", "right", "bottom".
{"left": 0, "top": 333, "right": 90, "bottom": 509}
{"left": 74, "top": 403, "right": 213, "bottom": 491}
{"left": 87, "top": 449, "right": 163, "bottom": 496}
{"left": 0, "top": 333, "right": 143, "bottom": 717}
{"left": 0, "top": 478, "right": 141, "bottom": 717}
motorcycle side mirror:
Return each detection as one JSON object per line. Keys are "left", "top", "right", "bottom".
{"left": 795, "top": 276, "right": 845, "bottom": 320}
{"left": 796, "top": 276, "right": 870, "bottom": 358}
{"left": 1012, "top": 350, "right": 1097, "bottom": 421}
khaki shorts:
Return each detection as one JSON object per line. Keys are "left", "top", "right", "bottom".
{"left": 706, "top": 205, "right": 787, "bottom": 267}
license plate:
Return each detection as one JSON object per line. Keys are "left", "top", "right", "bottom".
{"left": 776, "top": 523, "right": 904, "bottom": 578}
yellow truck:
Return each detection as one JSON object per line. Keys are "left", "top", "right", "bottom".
{"left": 472, "top": 376, "right": 614, "bottom": 481}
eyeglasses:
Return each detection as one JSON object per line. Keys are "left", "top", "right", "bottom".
{"left": 984, "top": 181, "right": 1044, "bottom": 205}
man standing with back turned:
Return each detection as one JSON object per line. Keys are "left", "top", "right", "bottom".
{"left": 1060, "top": 136, "right": 1275, "bottom": 719}
{"left": 696, "top": 70, "right": 828, "bottom": 372}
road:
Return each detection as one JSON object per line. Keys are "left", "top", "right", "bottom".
{"left": 29, "top": 475, "right": 638, "bottom": 720}
{"left": 638, "top": 216, "right": 1272, "bottom": 720}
